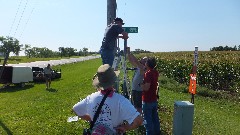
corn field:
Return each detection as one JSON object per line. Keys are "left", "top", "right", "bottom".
{"left": 139, "top": 51, "right": 240, "bottom": 93}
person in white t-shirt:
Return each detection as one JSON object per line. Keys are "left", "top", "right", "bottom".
{"left": 72, "top": 64, "right": 143, "bottom": 134}
{"left": 127, "top": 47, "right": 147, "bottom": 114}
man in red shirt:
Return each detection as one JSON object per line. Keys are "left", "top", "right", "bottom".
{"left": 140, "top": 57, "right": 161, "bottom": 135}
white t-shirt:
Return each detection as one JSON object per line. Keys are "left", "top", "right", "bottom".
{"left": 132, "top": 68, "right": 144, "bottom": 91}
{"left": 73, "top": 91, "right": 140, "bottom": 132}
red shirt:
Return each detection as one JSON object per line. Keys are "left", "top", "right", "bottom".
{"left": 142, "top": 69, "right": 159, "bottom": 102}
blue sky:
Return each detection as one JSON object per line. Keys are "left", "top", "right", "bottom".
{"left": 0, "top": 0, "right": 240, "bottom": 55}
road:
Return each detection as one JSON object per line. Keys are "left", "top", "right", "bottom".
{"left": 7, "top": 55, "right": 101, "bottom": 67}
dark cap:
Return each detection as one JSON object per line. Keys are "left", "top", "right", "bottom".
{"left": 114, "top": 17, "right": 125, "bottom": 25}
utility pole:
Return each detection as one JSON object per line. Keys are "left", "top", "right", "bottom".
{"left": 107, "top": 0, "right": 117, "bottom": 25}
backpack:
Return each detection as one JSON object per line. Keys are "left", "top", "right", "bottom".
{"left": 91, "top": 123, "right": 116, "bottom": 135}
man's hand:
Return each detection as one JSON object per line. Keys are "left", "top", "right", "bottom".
{"left": 121, "top": 31, "right": 129, "bottom": 39}
{"left": 118, "top": 36, "right": 124, "bottom": 39}
{"left": 115, "top": 115, "right": 143, "bottom": 133}
{"left": 115, "top": 124, "right": 128, "bottom": 134}
{"left": 123, "top": 35, "right": 129, "bottom": 39}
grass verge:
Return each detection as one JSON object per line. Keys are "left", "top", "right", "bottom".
{"left": 0, "top": 59, "right": 100, "bottom": 135}
{"left": 159, "top": 76, "right": 240, "bottom": 135}
{"left": 0, "top": 58, "right": 239, "bottom": 134}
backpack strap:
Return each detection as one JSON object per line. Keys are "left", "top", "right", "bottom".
{"left": 89, "top": 90, "right": 111, "bottom": 131}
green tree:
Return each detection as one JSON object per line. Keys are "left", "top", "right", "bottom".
{"left": 65, "top": 47, "right": 77, "bottom": 57}
{"left": 82, "top": 47, "right": 88, "bottom": 56}
{"left": 0, "top": 36, "right": 22, "bottom": 65}
{"left": 24, "top": 44, "right": 32, "bottom": 58}
{"left": 58, "top": 47, "right": 65, "bottom": 58}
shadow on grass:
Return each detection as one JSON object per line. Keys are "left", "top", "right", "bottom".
{"left": 0, "top": 84, "right": 34, "bottom": 93}
{"left": 0, "top": 120, "right": 13, "bottom": 135}
{"left": 46, "top": 88, "right": 58, "bottom": 92}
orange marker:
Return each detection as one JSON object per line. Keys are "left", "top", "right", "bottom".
{"left": 189, "top": 74, "right": 196, "bottom": 95}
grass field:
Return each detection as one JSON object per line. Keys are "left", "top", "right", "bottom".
{"left": 0, "top": 58, "right": 239, "bottom": 135}
{"left": 159, "top": 76, "right": 240, "bottom": 135}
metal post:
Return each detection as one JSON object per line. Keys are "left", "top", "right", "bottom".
{"left": 107, "top": 0, "right": 116, "bottom": 25}
{"left": 191, "top": 46, "right": 198, "bottom": 104}
{"left": 122, "top": 39, "right": 129, "bottom": 99}
{"left": 123, "top": 39, "right": 129, "bottom": 99}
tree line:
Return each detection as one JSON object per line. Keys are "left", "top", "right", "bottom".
{"left": 210, "top": 45, "right": 240, "bottom": 51}
{"left": 0, "top": 35, "right": 151, "bottom": 61}
{"left": 0, "top": 36, "right": 97, "bottom": 59}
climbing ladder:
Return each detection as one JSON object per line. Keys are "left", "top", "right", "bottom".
{"left": 112, "top": 39, "right": 131, "bottom": 100}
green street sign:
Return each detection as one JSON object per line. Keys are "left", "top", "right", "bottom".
{"left": 123, "top": 27, "right": 138, "bottom": 33}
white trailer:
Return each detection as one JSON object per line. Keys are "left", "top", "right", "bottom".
{"left": 0, "top": 66, "right": 33, "bottom": 87}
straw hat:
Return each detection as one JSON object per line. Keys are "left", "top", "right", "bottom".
{"left": 92, "top": 64, "right": 120, "bottom": 89}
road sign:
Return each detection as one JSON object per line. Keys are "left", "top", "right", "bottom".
{"left": 122, "top": 27, "right": 138, "bottom": 33}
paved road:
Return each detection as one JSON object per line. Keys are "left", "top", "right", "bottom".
{"left": 7, "top": 55, "right": 100, "bottom": 67}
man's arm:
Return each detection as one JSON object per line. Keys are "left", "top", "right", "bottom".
{"left": 127, "top": 47, "right": 138, "bottom": 67}
{"left": 140, "top": 82, "right": 150, "bottom": 91}
{"left": 115, "top": 115, "right": 143, "bottom": 133}
{"left": 72, "top": 109, "right": 91, "bottom": 121}
{"left": 119, "top": 31, "right": 129, "bottom": 39}
{"left": 72, "top": 98, "right": 91, "bottom": 121}
{"left": 140, "top": 71, "right": 151, "bottom": 91}
{"left": 73, "top": 111, "right": 91, "bottom": 121}
{"left": 127, "top": 47, "right": 145, "bottom": 74}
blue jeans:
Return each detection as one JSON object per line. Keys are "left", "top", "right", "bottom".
{"left": 100, "top": 48, "right": 115, "bottom": 67}
{"left": 142, "top": 101, "right": 161, "bottom": 135}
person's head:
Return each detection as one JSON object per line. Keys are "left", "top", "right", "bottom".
{"left": 145, "top": 57, "right": 157, "bottom": 69}
{"left": 47, "top": 64, "right": 50, "bottom": 68}
{"left": 92, "top": 64, "right": 119, "bottom": 90}
{"left": 114, "top": 17, "right": 125, "bottom": 26}
{"left": 139, "top": 56, "right": 148, "bottom": 65}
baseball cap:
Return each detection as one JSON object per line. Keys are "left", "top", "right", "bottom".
{"left": 114, "top": 17, "right": 125, "bottom": 25}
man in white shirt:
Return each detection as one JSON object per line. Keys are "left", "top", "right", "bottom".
{"left": 72, "top": 64, "right": 143, "bottom": 134}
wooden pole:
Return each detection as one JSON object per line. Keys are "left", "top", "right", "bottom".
{"left": 107, "top": 0, "right": 116, "bottom": 25}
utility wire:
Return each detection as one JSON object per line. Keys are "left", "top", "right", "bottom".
{"left": 13, "top": 0, "right": 29, "bottom": 37}
{"left": 8, "top": 0, "right": 23, "bottom": 37}
{"left": 19, "top": 0, "right": 38, "bottom": 39}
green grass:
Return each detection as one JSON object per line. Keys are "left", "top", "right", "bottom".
{"left": 0, "top": 59, "right": 101, "bottom": 135}
{"left": 159, "top": 77, "right": 240, "bottom": 135}
{"left": 0, "top": 58, "right": 239, "bottom": 135}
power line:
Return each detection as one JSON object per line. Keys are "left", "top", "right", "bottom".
{"left": 8, "top": 0, "right": 23, "bottom": 37}
{"left": 13, "top": 0, "right": 29, "bottom": 37}
{"left": 19, "top": 0, "right": 38, "bottom": 39}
